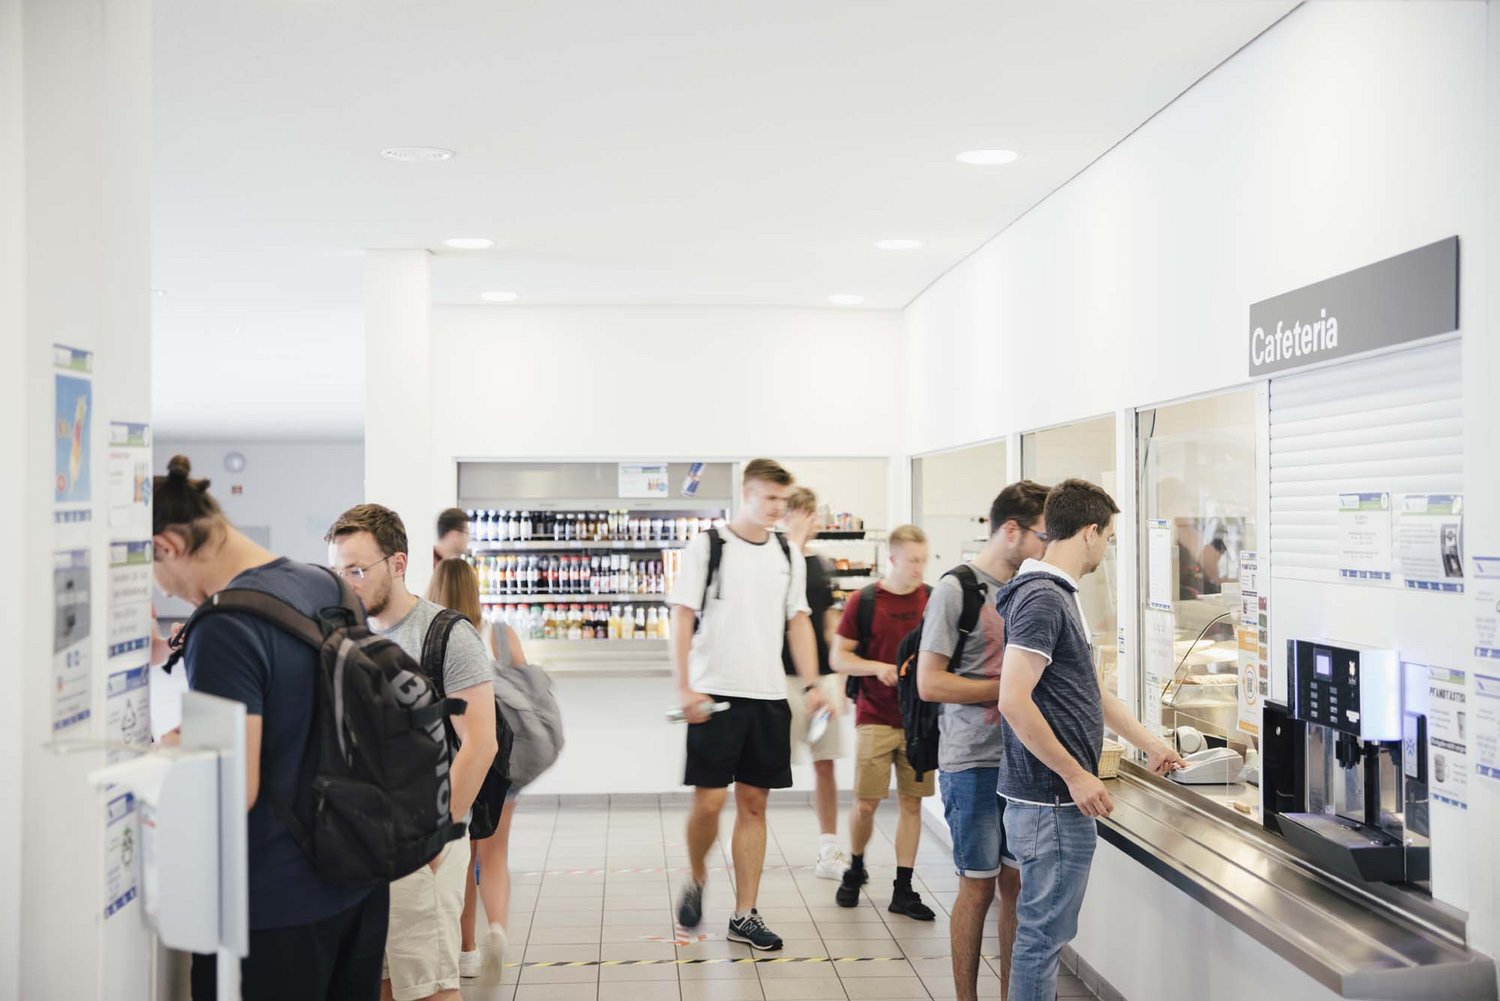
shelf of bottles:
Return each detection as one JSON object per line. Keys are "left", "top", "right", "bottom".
{"left": 465, "top": 504, "right": 726, "bottom": 647}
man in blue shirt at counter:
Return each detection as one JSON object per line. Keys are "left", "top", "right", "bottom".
{"left": 995, "top": 479, "right": 1184, "bottom": 1001}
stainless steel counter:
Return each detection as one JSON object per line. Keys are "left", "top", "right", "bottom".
{"left": 1098, "top": 761, "right": 1496, "bottom": 1000}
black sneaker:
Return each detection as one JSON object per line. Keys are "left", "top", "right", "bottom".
{"left": 835, "top": 865, "right": 867, "bottom": 908}
{"left": 727, "top": 909, "right": 783, "bottom": 951}
{"left": 888, "top": 886, "right": 936, "bottom": 921}
{"left": 676, "top": 880, "right": 704, "bottom": 928}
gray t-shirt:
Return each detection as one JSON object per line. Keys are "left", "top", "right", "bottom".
{"left": 375, "top": 597, "right": 494, "bottom": 697}
{"left": 994, "top": 566, "right": 1103, "bottom": 804}
{"left": 919, "top": 564, "right": 1008, "bottom": 772}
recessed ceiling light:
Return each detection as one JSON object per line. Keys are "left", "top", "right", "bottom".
{"left": 875, "top": 239, "right": 924, "bottom": 251}
{"left": 955, "top": 149, "right": 1021, "bottom": 166}
{"left": 443, "top": 238, "right": 495, "bottom": 250}
{"left": 380, "top": 146, "right": 455, "bottom": 163}
{"left": 479, "top": 291, "right": 519, "bottom": 303}
{"left": 828, "top": 294, "right": 865, "bottom": 306}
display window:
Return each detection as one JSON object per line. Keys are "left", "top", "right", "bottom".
{"left": 1136, "top": 389, "right": 1261, "bottom": 819}
{"left": 911, "top": 439, "right": 1007, "bottom": 584}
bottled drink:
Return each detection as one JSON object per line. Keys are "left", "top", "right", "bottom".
{"left": 635, "top": 605, "right": 647, "bottom": 638}
{"left": 646, "top": 607, "right": 658, "bottom": 638}
{"left": 521, "top": 510, "right": 533, "bottom": 541}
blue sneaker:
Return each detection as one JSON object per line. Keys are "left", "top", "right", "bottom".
{"left": 676, "top": 880, "right": 704, "bottom": 928}
{"left": 727, "top": 909, "right": 783, "bottom": 951}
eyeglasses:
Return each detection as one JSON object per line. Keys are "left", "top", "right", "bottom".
{"left": 1028, "top": 527, "right": 1050, "bottom": 543}
{"left": 332, "top": 555, "right": 392, "bottom": 580}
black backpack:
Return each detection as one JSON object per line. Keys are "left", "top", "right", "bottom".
{"left": 894, "top": 565, "right": 986, "bottom": 781}
{"left": 844, "top": 582, "right": 933, "bottom": 700}
{"left": 697, "top": 526, "right": 792, "bottom": 632}
{"left": 420, "top": 610, "right": 514, "bottom": 840}
{"left": 167, "top": 570, "right": 469, "bottom": 888}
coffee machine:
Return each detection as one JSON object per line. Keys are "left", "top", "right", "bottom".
{"left": 1262, "top": 639, "right": 1430, "bottom": 886}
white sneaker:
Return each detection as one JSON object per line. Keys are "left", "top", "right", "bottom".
{"left": 459, "top": 949, "right": 483, "bottom": 978}
{"left": 479, "top": 924, "right": 509, "bottom": 985}
{"left": 814, "top": 844, "right": 849, "bottom": 880}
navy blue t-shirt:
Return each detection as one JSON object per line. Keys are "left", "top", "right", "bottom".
{"left": 183, "top": 558, "right": 368, "bottom": 930}
{"left": 994, "top": 568, "right": 1103, "bottom": 804}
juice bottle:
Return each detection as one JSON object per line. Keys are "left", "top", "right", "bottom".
{"left": 608, "top": 605, "right": 622, "bottom": 640}
{"left": 635, "top": 605, "right": 647, "bottom": 638}
{"left": 646, "top": 607, "right": 659, "bottom": 638}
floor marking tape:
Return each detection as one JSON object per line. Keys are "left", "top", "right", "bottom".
{"left": 507, "top": 955, "right": 988, "bottom": 968}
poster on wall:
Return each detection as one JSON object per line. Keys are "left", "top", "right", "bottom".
{"left": 106, "top": 665, "right": 151, "bottom": 759}
{"left": 1420, "top": 664, "right": 1468, "bottom": 808}
{"left": 619, "top": 462, "right": 669, "bottom": 498}
{"left": 1337, "top": 492, "right": 1394, "bottom": 581}
{"left": 107, "top": 541, "right": 152, "bottom": 661}
{"left": 107, "top": 421, "right": 152, "bottom": 530}
{"left": 1473, "top": 555, "right": 1500, "bottom": 662}
{"left": 52, "top": 548, "right": 92, "bottom": 732}
{"left": 53, "top": 345, "right": 93, "bottom": 523}
{"left": 1147, "top": 519, "right": 1173, "bottom": 611}
{"left": 1237, "top": 552, "right": 1262, "bottom": 736}
{"left": 103, "top": 791, "right": 139, "bottom": 919}
{"left": 1473, "top": 671, "right": 1500, "bottom": 785}
{"left": 1398, "top": 494, "right": 1465, "bottom": 592}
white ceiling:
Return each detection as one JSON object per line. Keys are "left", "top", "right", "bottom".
{"left": 152, "top": 0, "right": 1296, "bottom": 439}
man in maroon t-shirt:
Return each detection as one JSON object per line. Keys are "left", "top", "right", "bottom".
{"left": 830, "top": 525, "right": 935, "bottom": 920}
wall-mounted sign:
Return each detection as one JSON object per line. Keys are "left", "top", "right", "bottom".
{"left": 1337, "top": 492, "right": 1394, "bottom": 581}
{"left": 618, "top": 463, "right": 669, "bottom": 498}
{"left": 1248, "top": 237, "right": 1458, "bottom": 376}
{"left": 1398, "top": 493, "right": 1464, "bottom": 593}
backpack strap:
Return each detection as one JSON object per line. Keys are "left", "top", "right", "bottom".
{"left": 694, "top": 528, "right": 725, "bottom": 634}
{"left": 853, "top": 583, "right": 879, "bottom": 657}
{"left": 945, "top": 564, "right": 986, "bottom": 670}
{"left": 421, "top": 609, "right": 468, "bottom": 700}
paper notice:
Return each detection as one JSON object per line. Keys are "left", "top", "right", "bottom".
{"left": 104, "top": 792, "right": 139, "bottom": 918}
{"left": 1398, "top": 494, "right": 1465, "bottom": 593}
{"left": 1148, "top": 519, "right": 1173, "bottom": 611}
{"left": 53, "top": 549, "right": 92, "bottom": 732}
{"left": 1338, "top": 492, "right": 1394, "bottom": 581}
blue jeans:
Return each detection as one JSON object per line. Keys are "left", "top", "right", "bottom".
{"left": 939, "top": 768, "right": 1015, "bottom": 878}
{"left": 1002, "top": 802, "right": 1097, "bottom": 1001}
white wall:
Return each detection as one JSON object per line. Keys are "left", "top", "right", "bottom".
{"left": 898, "top": 2, "right": 1495, "bottom": 996}
{"left": 3, "top": 1, "right": 156, "bottom": 998}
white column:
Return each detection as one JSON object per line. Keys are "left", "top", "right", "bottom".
{"left": 2, "top": 0, "right": 155, "bottom": 998}
{"left": 364, "top": 249, "right": 437, "bottom": 596}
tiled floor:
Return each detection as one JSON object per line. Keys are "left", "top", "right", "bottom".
{"left": 461, "top": 795, "right": 1098, "bottom": 1001}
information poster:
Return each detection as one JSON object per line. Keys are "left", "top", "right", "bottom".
{"left": 1147, "top": 519, "right": 1173, "bottom": 611}
{"left": 1337, "top": 492, "right": 1393, "bottom": 581}
{"left": 107, "top": 421, "right": 151, "bottom": 529}
{"left": 1474, "top": 555, "right": 1500, "bottom": 662}
{"left": 1422, "top": 665, "right": 1468, "bottom": 808}
{"left": 103, "top": 792, "right": 139, "bottom": 919}
{"left": 1473, "top": 671, "right": 1500, "bottom": 785}
{"left": 619, "top": 462, "right": 669, "bottom": 498}
{"left": 52, "top": 549, "right": 92, "bottom": 732}
{"left": 1237, "top": 552, "right": 1262, "bottom": 736}
{"left": 53, "top": 345, "right": 93, "bottom": 517}
{"left": 107, "top": 541, "right": 152, "bottom": 659}
{"left": 1143, "top": 608, "right": 1175, "bottom": 729}
{"left": 1398, "top": 494, "right": 1465, "bottom": 592}
{"left": 106, "top": 665, "right": 151, "bottom": 757}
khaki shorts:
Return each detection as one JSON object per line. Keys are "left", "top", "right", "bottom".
{"left": 383, "top": 839, "right": 468, "bottom": 1000}
{"left": 787, "top": 675, "right": 845, "bottom": 763}
{"left": 855, "top": 724, "right": 935, "bottom": 800}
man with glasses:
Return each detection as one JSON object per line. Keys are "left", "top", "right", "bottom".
{"left": 915, "top": 480, "right": 1049, "bottom": 1001}
{"left": 994, "top": 480, "right": 1184, "bottom": 1001}
{"left": 326, "top": 504, "right": 499, "bottom": 1001}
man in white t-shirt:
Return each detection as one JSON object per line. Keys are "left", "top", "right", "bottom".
{"left": 668, "top": 458, "right": 831, "bottom": 952}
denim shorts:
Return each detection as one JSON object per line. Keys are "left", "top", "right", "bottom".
{"left": 939, "top": 767, "right": 1017, "bottom": 878}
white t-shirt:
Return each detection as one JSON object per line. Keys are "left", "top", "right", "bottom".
{"left": 668, "top": 527, "right": 811, "bottom": 699}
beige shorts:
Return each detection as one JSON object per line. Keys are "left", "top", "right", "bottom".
{"left": 787, "top": 674, "right": 845, "bottom": 763}
{"left": 383, "top": 839, "right": 469, "bottom": 1000}
{"left": 855, "top": 724, "right": 935, "bottom": 800}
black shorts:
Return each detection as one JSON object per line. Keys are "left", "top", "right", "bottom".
{"left": 684, "top": 696, "right": 793, "bottom": 789}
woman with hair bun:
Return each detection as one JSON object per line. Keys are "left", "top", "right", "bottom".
{"left": 152, "top": 455, "right": 389, "bottom": 1000}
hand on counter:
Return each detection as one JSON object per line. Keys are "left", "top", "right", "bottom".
{"left": 1147, "top": 739, "right": 1187, "bottom": 776}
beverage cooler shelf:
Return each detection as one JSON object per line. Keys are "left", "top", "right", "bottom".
{"left": 483, "top": 593, "right": 667, "bottom": 603}
{"left": 472, "top": 539, "right": 688, "bottom": 552}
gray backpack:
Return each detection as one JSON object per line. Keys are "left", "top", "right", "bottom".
{"left": 492, "top": 662, "right": 564, "bottom": 788}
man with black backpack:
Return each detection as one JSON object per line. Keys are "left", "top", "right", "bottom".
{"left": 327, "top": 505, "right": 500, "bottom": 1001}
{"left": 915, "top": 481, "right": 1049, "bottom": 1001}
{"left": 830, "top": 524, "right": 935, "bottom": 920}
{"left": 151, "top": 456, "right": 392, "bottom": 1000}
{"left": 668, "top": 459, "right": 830, "bottom": 953}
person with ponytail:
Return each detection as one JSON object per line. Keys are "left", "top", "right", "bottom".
{"left": 426, "top": 557, "right": 523, "bottom": 982}
{"left": 152, "top": 456, "right": 389, "bottom": 1000}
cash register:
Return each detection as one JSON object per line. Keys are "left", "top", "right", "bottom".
{"left": 1262, "top": 639, "right": 1430, "bottom": 886}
